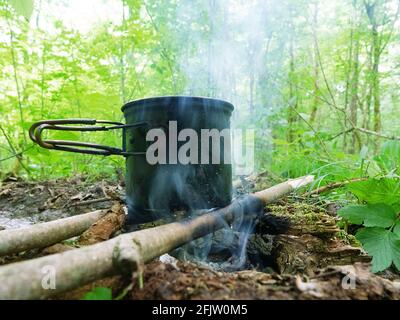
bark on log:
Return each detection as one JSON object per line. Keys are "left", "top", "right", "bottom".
{"left": 0, "top": 176, "right": 313, "bottom": 299}
{"left": 247, "top": 202, "right": 369, "bottom": 274}
{"left": 78, "top": 203, "right": 125, "bottom": 245}
{"left": 274, "top": 235, "right": 369, "bottom": 274}
{"left": 0, "top": 209, "right": 109, "bottom": 256}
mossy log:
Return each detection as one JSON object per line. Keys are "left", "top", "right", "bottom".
{"left": 274, "top": 235, "right": 369, "bottom": 274}
{"left": 248, "top": 203, "right": 369, "bottom": 274}
{"left": 0, "top": 176, "right": 313, "bottom": 299}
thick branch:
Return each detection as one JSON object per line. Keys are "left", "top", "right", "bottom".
{"left": 0, "top": 209, "right": 109, "bottom": 256}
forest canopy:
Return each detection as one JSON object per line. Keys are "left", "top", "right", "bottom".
{"left": 0, "top": 0, "right": 399, "bottom": 183}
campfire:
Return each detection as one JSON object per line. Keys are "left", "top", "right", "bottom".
{"left": 1, "top": 173, "right": 397, "bottom": 300}
{"left": 0, "top": 175, "right": 313, "bottom": 299}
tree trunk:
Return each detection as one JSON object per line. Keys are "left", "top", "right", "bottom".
{"left": 363, "top": 48, "right": 373, "bottom": 132}
{"left": 343, "top": 28, "right": 353, "bottom": 150}
{"left": 371, "top": 24, "right": 381, "bottom": 152}
{"left": 120, "top": 0, "right": 127, "bottom": 103}
{"left": 5, "top": 10, "right": 27, "bottom": 145}
{"left": 207, "top": 0, "right": 216, "bottom": 96}
{"left": 249, "top": 68, "right": 255, "bottom": 113}
{"left": 348, "top": 27, "right": 360, "bottom": 153}
{"left": 309, "top": 2, "right": 319, "bottom": 124}
{"left": 365, "top": 1, "right": 382, "bottom": 153}
{"left": 287, "top": 24, "right": 297, "bottom": 143}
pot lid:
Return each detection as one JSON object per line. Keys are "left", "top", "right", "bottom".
{"left": 122, "top": 96, "right": 234, "bottom": 113}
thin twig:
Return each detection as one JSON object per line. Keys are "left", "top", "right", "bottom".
{"left": 288, "top": 104, "right": 331, "bottom": 158}
{"left": 329, "top": 127, "right": 400, "bottom": 141}
{"left": 0, "top": 147, "right": 32, "bottom": 162}
{"left": 328, "top": 128, "right": 355, "bottom": 141}
{"left": 70, "top": 197, "right": 112, "bottom": 207}
{"left": 356, "top": 127, "right": 400, "bottom": 140}
{"left": 0, "top": 126, "right": 30, "bottom": 173}
{"left": 304, "top": 177, "right": 368, "bottom": 196}
{"left": 5, "top": 8, "right": 27, "bottom": 145}
{"left": 312, "top": 29, "right": 363, "bottom": 146}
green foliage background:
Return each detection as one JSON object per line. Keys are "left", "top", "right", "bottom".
{"left": 0, "top": 0, "right": 399, "bottom": 186}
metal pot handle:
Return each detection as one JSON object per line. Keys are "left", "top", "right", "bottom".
{"left": 29, "top": 119, "right": 148, "bottom": 156}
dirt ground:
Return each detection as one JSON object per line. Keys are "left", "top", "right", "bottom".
{"left": 131, "top": 260, "right": 400, "bottom": 300}
{"left": 0, "top": 175, "right": 124, "bottom": 229}
{"left": 0, "top": 176, "right": 399, "bottom": 300}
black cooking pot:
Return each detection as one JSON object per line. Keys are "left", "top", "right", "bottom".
{"left": 29, "top": 96, "right": 234, "bottom": 224}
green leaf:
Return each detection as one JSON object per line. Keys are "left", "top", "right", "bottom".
{"left": 337, "top": 205, "right": 367, "bottom": 225}
{"left": 82, "top": 287, "right": 112, "bottom": 300}
{"left": 392, "top": 237, "right": 400, "bottom": 271}
{"left": 347, "top": 178, "right": 400, "bottom": 208}
{"left": 394, "top": 221, "right": 400, "bottom": 237}
{"left": 338, "top": 203, "right": 397, "bottom": 227}
{"left": 356, "top": 227, "right": 400, "bottom": 272}
{"left": 363, "top": 204, "right": 397, "bottom": 228}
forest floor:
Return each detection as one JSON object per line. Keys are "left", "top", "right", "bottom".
{"left": 0, "top": 174, "right": 399, "bottom": 300}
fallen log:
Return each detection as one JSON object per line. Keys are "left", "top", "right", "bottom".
{"left": 78, "top": 203, "right": 125, "bottom": 245}
{"left": 274, "top": 235, "right": 369, "bottom": 274}
{"left": 247, "top": 202, "right": 369, "bottom": 274}
{"left": 0, "top": 175, "right": 313, "bottom": 300}
{"left": 0, "top": 209, "right": 109, "bottom": 257}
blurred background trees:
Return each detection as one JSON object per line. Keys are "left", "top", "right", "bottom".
{"left": 0, "top": 0, "right": 399, "bottom": 183}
